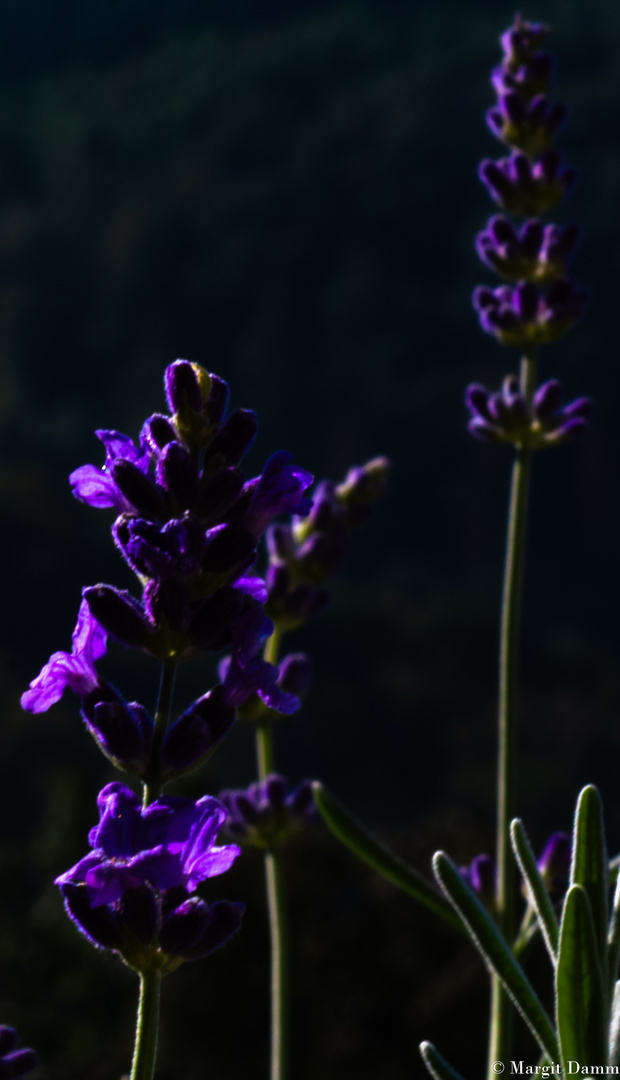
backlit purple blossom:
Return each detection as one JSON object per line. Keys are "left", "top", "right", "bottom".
{"left": 240, "top": 452, "right": 314, "bottom": 537}
{"left": 218, "top": 650, "right": 302, "bottom": 716}
{"left": 0, "top": 1028, "right": 38, "bottom": 1079}
{"left": 57, "top": 783, "right": 243, "bottom": 968}
{"left": 70, "top": 430, "right": 151, "bottom": 513}
{"left": 21, "top": 599, "right": 106, "bottom": 713}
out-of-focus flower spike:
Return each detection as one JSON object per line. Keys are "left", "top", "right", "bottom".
{"left": 219, "top": 775, "right": 316, "bottom": 848}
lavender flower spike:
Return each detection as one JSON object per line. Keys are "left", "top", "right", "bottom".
{"left": 0, "top": 1028, "right": 38, "bottom": 1079}
{"left": 21, "top": 599, "right": 107, "bottom": 713}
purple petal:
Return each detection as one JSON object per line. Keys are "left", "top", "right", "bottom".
{"left": 91, "top": 783, "right": 142, "bottom": 856}
{"left": 69, "top": 464, "right": 130, "bottom": 511}
{"left": 55, "top": 851, "right": 105, "bottom": 888}
{"left": 21, "top": 600, "right": 106, "bottom": 713}
{"left": 182, "top": 843, "right": 241, "bottom": 891}
{"left": 84, "top": 861, "right": 145, "bottom": 907}
{"left": 233, "top": 575, "right": 268, "bottom": 603}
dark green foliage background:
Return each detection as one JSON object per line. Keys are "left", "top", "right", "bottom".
{"left": 0, "top": 0, "right": 618, "bottom": 1075}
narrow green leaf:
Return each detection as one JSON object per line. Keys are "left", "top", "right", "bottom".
{"left": 312, "top": 783, "right": 460, "bottom": 929}
{"left": 571, "top": 785, "right": 609, "bottom": 981}
{"left": 511, "top": 819, "right": 559, "bottom": 964}
{"left": 556, "top": 884, "right": 607, "bottom": 1069}
{"left": 609, "top": 981, "right": 620, "bottom": 1067}
{"left": 608, "top": 872, "right": 620, "bottom": 999}
{"left": 420, "top": 1041, "right": 466, "bottom": 1080}
{"left": 432, "top": 851, "right": 558, "bottom": 1061}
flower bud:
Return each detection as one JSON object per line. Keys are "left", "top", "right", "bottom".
{"left": 83, "top": 586, "right": 153, "bottom": 649}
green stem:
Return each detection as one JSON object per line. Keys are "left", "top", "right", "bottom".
{"left": 255, "top": 625, "right": 289, "bottom": 1080}
{"left": 143, "top": 659, "right": 177, "bottom": 807}
{"left": 265, "top": 848, "right": 289, "bottom": 1080}
{"left": 130, "top": 971, "right": 162, "bottom": 1080}
{"left": 255, "top": 627, "right": 282, "bottom": 782}
{"left": 488, "top": 348, "right": 538, "bottom": 1077}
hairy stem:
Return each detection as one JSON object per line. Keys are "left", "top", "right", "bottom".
{"left": 143, "top": 658, "right": 177, "bottom": 807}
{"left": 130, "top": 971, "right": 162, "bottom": 1080}
{"left": 488, "top": 348, "right": 538, "bottom": 1076}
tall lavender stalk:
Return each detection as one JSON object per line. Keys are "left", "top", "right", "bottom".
{"left": 21, "top": 360, "right": 316, "bottom": 1079}
{"left": 468, "top": 16, "right": 589, "bottom": 1070}
{"left": 225, "top": 460, "right": 389, "bottom": 1080}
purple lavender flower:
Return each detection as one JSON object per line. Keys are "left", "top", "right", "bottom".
{"left": 479, "top": 153, "right": 576, "bottom": 218}
{"left": 81, "top": 685, "right": 154, "bottom": 775}
{"left": 459, "top": 854, "right": 496, "bottom": 912}
{"left": 219, "top": 775, "right": 315, "bottom": 848}
{"left": 475, "top": 216, "right": 579, "bottom": 284}
{"left": 21, "top": 599, "right": 106, "bottom": 713}
{"left": 472, "top": 278, "right": 586, "bottom": 348}
{"left": 57, "top": 783, "right": 243, "bottom": 969}
{"left": 486, "top": 93, "right": 566, "bottom": 158}
{"left": 238, "top": 452, "right": 314, "bottom": 538}
{"left": 0, "top": 1028, "right": 38, "bottom": 1079}
{"left": 466, "top": 375, "right": 591, "bottom": 448}
{"left": 537, "top": 831, "right": 571, "bottom": 897}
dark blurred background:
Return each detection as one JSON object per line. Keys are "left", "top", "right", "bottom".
{"left": 0, "top": 0, "right": 618, "bottom": 1076}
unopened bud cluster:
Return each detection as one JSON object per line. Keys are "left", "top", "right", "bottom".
{"left": 466, "top": 375, "right": 591, "bottom": 448}
{"left": 473, "top": 16, "right": 585, "bottom": 349}
{"left": 266, "top": 457, "right": 390, "bottom": 631}
{"left": 219, "top": 775, "right": 315, "bottom": 849}
{"left": 468, "top": 16, "right": 591, "bottom": 449}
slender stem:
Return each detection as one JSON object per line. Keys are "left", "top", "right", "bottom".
{"left": 488, "top": 348, "right": 538, "bottom": 1077}
{"left": 265, "top": 849, "right": 289, "bottom": 1080}
{"left": 255, "top": 627, "right": 282, "bottom": 782}
{"left": 255, "top": 625, "right": 289, "bottom": 1080}
{"left": 130, "top": 971, "right": 162, "bottom": 1080}
{"left": 143, "top": 659, "right": 177, "bottom": 807}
